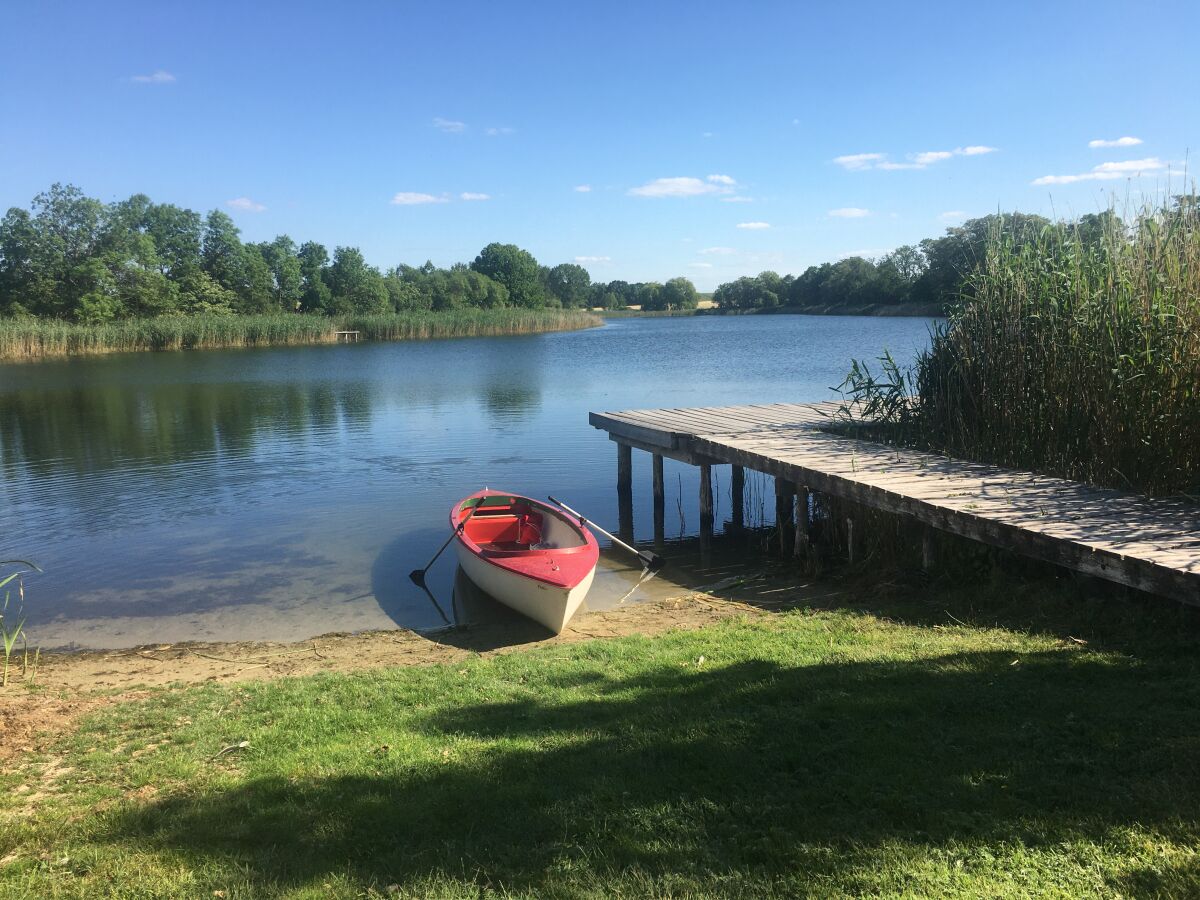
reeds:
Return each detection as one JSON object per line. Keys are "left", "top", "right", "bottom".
{"left": 840, "top": 197, "right": 1200, "bottom": 497}
{"left": 0, "top": 309, "right": 602, "bottom": 362}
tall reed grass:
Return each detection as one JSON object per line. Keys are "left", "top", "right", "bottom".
{"left": 0, "top": 309, "right": 601, "bottom": 362}
{"left": 840, "top": 198, "right": 1200, "bottom": 497}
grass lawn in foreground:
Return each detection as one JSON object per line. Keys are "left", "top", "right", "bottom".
{"left": 2, "top": 583, "right": 1199, "bottom": 898}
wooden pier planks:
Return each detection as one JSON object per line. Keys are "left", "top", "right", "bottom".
{"left": 589, "top": 403, "right": 1200, "bottom": 604}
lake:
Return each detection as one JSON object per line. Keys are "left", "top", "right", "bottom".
{"left": 0, "top": 315, "right": 937, "bottom": 648}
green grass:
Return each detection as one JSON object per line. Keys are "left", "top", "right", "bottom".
{"left": 3, "top": 580, "right": 1200, "bottom": 898}
{"left": 0, "top": 309, "right": 602, "bottom": 362}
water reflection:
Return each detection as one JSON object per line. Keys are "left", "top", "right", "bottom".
{"left": 0, "top": 317, "right": 935, "bottom": 648}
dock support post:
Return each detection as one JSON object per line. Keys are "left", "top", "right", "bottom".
{"left": 617, "top": 442, "right": 633, "bottom": 540}
{"left": 775, "top": 477, "right": 795, "bottom": 558}
{"left": 846, "top": 518, "right": 855, "bottom": 565}
{"left": 699, "top": 463, "right": 714, "bottom": 553}
{"left": 921, "top": 526, "right": 935, "bottom": 572}
{"left": 794, "top": 484, "right": 810, "bottom": 556}
{"left": 731, "top": 465, "right": 745, "bottom": 531}
{"left": 652, "top": 454, "right": 665, "bottom": 546}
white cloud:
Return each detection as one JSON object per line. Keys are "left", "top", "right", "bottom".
{"left": 1089, "top": 136, "right": 1142, "bottom": 149}
{"left": 1032, "top": 157, "right": 1167, "bottom": 185}
{"left": 1094, "top": 158, "right": 1163, "bottom": 173}
{"left": 573, "top": 184, "right": 592, "bottom": 193}
{"left": 433, "top": 117, "right": 466, "bottom": 133}
{"left": 938, "top": 210, "right": 967, "bottom": 221}
{"left": 459, "top": 192, "right": 490, "bottom": 201}
{"left": 834, "top": 153, "right": 885, "bottom": 171}
{"left": 702, "top": 131, "right": 715, "bottom": 138}
{"left": 829, "top": 207, "right": 871, "bottom": 218}
{"left": 391, "top": 192, "right": 448, "bottom": 205}
{"left": 736, "top": 221, "right": 771, "bottom": 230}
{"left": 574, "top": 255, "right": 611, "bottom": 263}
{"left": 699, "top": 246, "right": 736, "bottom": 255}
{"left": 485, "top": 126, "right": 515, "bottom": 136}
{"left": 707, "top": 174, "right": 736, "bottom": 185}
{"left": 628, "top": 176, "right": 734, "bottom": 198}
{"left": 226, "top": 197, "right": 266, "bottom": 213}
{"left": 131, "top": 70, "right": 175, "bottom": 84}
{"left": 690, "top": 262, "right": 713, "bottom": 268}
{"left": 720, "top": 196, "right": 753, "bottom": 203}
{"left": 837, "top": 145, "right": 997, "bottom": 171}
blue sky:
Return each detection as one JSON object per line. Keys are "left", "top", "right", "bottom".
{"left": 2, "top": 0, "right": 1197, "bottom": 290}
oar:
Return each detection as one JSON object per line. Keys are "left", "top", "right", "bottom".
{"left": 409, "top": 504, "right": 479, "bottom": 588}
{"left": 547, "top": 496, "right": 664, "bottom": 571}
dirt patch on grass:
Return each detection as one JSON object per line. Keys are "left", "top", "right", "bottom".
{"left": 0, "top": 590, "right": 789, "bottom": 766}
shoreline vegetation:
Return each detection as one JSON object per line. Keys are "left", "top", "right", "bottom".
{"left": 0, "top": 309, "right": 602, "bottom": 362}
{"left": 0, "top": 184, "right": 702, "bottom": 339}
{"left": 836, "top": 196, "right": 1199, "bottom": 498}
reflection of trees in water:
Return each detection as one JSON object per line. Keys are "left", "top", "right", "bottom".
{"left": 481, "top": 384, "right": 540, "bottom": 420}
{"left": 476, "top": 338, "right": 544, "bottom": 423}
{"left": 0, "top": 334, "right": 554, "bottom": 478}
{"left": 0, "top": 381, "right": 364, "bottom": 476}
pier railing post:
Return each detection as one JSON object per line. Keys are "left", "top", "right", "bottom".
{"left": 699, "top": 463, "right": 714, "bottom": 554}
{"left": 731, "top": 465, "right": 745, "bottom": 531}
{"left": 922, "top": 526, "right": 935, "bottom": 572}
{"left": 617, "top": 442, "right": 633, "bottom": 540}
{"left": 652, "top": 453, "right": 665, "bottom": 547}
{"left": 794, "top": 484, "right": 810, "bottom": 557}
{"left": 774, "top": 477, "right": 795, "bottom": 558}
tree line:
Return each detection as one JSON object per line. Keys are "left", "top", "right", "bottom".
{"left": 0, "top": 184, "right": 698, "bottom": 322}
{"left": 712, "top": 211, "right": 1119, "bottom": 312}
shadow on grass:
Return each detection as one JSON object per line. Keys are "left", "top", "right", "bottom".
{"left": 105, "top": 646, "right": 1200, "bottom": 894}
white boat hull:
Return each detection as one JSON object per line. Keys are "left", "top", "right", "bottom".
{"left": 454, "top": 540, "right": 595, "bottom": 633}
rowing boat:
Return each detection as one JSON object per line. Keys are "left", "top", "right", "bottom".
{"left": 451, "top": 490, "right": 599, "bottom": 633}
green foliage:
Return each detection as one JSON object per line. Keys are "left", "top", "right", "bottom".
{"left": 543, "top": 262, "right": 591, "bottom": 308}
{"left": 0, "top": 560, "right": 39, "bottom": 687}
{"left": 470, "top": 242, "right": 546, "bottom": 308}
{"left": 0, "top": 185, "right": 703, "bottom": 326}
{"left": 7, "top": 584, "right": 1200, "bottom": 896}
{"left": 659, "top": 276, "right": 698, "bottom": 310}
{"left": 838, "top": 198, "right": 1200, "bottom": 496}
{"left": 713, "top": 214, "right": 1059, "bottom": 313}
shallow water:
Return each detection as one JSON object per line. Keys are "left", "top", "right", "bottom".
{"left": 0, "top": 315, "right": 936, "bottom": 648}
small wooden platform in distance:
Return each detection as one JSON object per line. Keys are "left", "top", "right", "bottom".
{"left": 590, "top": 402, "right": 1200, "bottom": 604}
{"left": 334, "top": 330, "right": 361, "bottom": 343}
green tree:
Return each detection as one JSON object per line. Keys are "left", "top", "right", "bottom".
{"left": 471, "top": 243, "right": 545, "bottom": 307}
{"left": 545, "top": 263, "right": 591, "bottom": 308}
{"left": 637, "top": 281, "right": 664, "bottom": 310}
{"left": 258, "top": 236, "right": 303, "bottom": 311}
{"left": 327, "top": 246, "right": 388, "bottom": 313}
{"left": 239, "top": 244, "right": 275, "bottom": 313}
{"left": 297, "top": 241, "right": 333, "bottom": 313}
{"left": 145, "top": 203, "right": 203, "bottom": 279}
{"left": 660, "top": 276, "right": 698, "bottom": 310}
{"left": 201, "top": 210, "right": 247, "bottom": 298}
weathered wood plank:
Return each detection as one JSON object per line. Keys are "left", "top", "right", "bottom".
{"left": 590, "top": 402, "right": 1200, "bottom": 605}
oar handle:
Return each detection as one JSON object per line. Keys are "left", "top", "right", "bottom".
{"left": 547, "top": 496, "right": 663, "bottom": 570}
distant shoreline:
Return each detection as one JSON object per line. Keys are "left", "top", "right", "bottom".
{"left": 0, "top": 309, "right": 602, "bottom": 363}
{"left": 599, "top": 302, "right": 945, "bottom": 319}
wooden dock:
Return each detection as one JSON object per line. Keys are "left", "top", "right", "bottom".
{"left": 590, "top": 402, "right": 1200, "bottom": 604}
